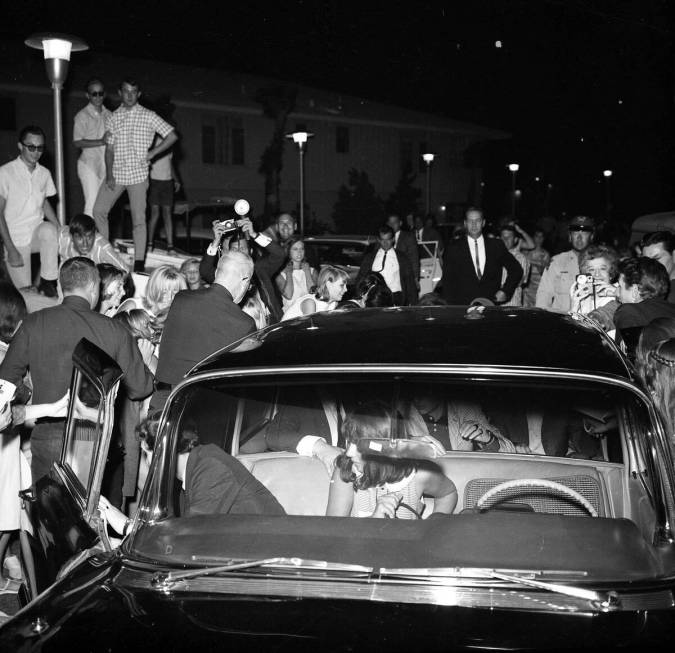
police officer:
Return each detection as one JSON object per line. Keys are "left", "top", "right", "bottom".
{"left": 535, "top": 215, "right": 594, "bottom": 313}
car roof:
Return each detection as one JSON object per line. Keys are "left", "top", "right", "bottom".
{"left": 192, "top": 307, "right": 632, "bottom": 379}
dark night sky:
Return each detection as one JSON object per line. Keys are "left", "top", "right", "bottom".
{"left": 1, "top": 0, "right": 673, "bottom": 224}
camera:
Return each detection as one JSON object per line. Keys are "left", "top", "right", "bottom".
{"left": 576, "top": 273, "right": 594, "bottom": 285}
{"left": 217, "top": 218, "right": 242, "bottom": 234}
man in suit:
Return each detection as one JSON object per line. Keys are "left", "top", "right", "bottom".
{"left": 356, "top": 225, "right": 417, "bottom": 305}
{"left": 441, "top": 207, "right": 522, "bottom": 305}
{"left": 156, "top": 250, "right": 255, "bottom": 390}
{"left": 387, "top": 214, "right": 420, "bottom": 288}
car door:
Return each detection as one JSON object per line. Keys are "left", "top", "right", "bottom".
{"left": 21, "top": 338, "right": 122, "bottom": 601}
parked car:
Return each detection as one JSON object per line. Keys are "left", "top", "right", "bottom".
{"left": 2, "top": 308, "right": 675, "bottom": 650}
{"left": 304, "top": 235, "right": 442, "bottom": 297}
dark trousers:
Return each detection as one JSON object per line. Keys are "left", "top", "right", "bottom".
{"left": 30, "top": 421, "right": 65, "bottom": 484}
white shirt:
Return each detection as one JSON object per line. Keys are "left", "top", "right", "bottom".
{"left": 0, "top": 158, "right": 56, "bottom": 247}
{"left": 73, "top": 103, "right": 111, "bottom": 178}
{"left": 467, "top": 235, "right": 486, "bottom": 277}
{"left": 372, "top": 247, "right": 401, "bottom": 293}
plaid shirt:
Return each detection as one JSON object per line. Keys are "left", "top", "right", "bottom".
{"left": 105, "top": 104, "right": 173, "bottom": 185}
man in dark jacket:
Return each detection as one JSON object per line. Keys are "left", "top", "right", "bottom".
{"left": 441, "top": 208, "right": 522, "bottom": 305}
{"left": 0, "top": 257, "right": 154, "bottom": 481}
{"left": 356, "top": 225, "right": 417, "bottom": 305}
{"left": 199, "top": 218, "right": 285, "bottom": 322}
{"left": 387, "top": 214, "right": 420, "bottom": 289}
{"left": 157, "top": 250, "right": 255, "bottom": 389}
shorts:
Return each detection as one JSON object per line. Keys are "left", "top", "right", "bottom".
{"left": 148, "top": 178, "right": 174, "bottom": 206}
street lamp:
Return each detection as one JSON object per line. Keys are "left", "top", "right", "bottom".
{"left": 603, "top": 169, "right": 613, "bottom": 219}
{"left": 422, "top": 152, "right": 435, "bottom": 216}
{"left": 285, "top": 130, "right": 314, "bottom": 234}
{"left": 507, "top": 163, "right": 519, "bottom": 219}
{"left": 26, "top": 32, "right": 88, "bottom": 226}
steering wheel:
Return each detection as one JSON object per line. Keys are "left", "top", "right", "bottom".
{"left": 475, "top": 479, "right": 598, "bottom": 517}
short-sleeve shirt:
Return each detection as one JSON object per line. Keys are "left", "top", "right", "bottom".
{"left": 105, "top": 104, "right": 173, "bottom": 185}
{"left": 0, "top": 158, "right": 56, "bottom": 246}
{"left": 73, "top": 103, "right": 111, "bottom": 178}
{"left": 58, "top": 226, "right": 129, "bottom": 270}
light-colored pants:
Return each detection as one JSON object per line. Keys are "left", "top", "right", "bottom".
{"left": 5, "top": 221, "right": 58, "bottom": 288}
{"left": 77, "top": 160, "right": 105, "bottom": 217}
{"left": 92, "top": 179, "right": 149, "bottom": 262}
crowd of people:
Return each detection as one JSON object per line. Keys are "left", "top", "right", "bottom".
{"left": 1, "top": 75, "right": 675, "bottom": 585}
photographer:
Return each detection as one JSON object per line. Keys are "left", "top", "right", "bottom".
{"left": 569, "top": 245, "right": 619, "bottom": 316}
{"left": 199, "top": 217, "right": 285, "bottom": 323}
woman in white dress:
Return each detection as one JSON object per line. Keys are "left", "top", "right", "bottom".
{"left": 276, "top": 237, "right": 318, "bottom": 310}
{"left": 281, "top": 265, "right": 349, "bottom": 322}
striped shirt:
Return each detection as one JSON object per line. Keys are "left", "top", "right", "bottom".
{"left": 105, "top": 104, "right": 173, "bottom": 185}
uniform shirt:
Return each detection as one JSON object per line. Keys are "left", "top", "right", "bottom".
{"left": 73, "top": 103, "right": 111, "bottom": 178}
{"left": 58, "top": 226, "right": 129, "bottom": 270}
{"left": 0, "top": 295, "right": 153, "bottom": 404}
{"left": 535, "top": 249, "right": 580, "bottom": 313}
{"left": 372, "top": 248, "right": 401, "bottom": 293}
{"left": 0, "top": 158, "right": 56, "bottom": 247}
{"left": 105, "top": 104, "right": 174, "bottom": 185}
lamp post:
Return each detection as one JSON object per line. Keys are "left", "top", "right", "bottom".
{"left": 507, "top": 163, "right": 519, "bottom": 219}
{"left": 603, "top": 169, "right": 612, "bottom": 219}
{"left": 285, "top": 131, "right": 314, "bottom": 234}
{"left": 422, "top": 152, "right": 435, "bottom": 216}
{"left": 25, "top": 33, "right": 88, "bottom": 226}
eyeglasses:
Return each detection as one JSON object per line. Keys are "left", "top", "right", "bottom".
{"left": 21, "top": 143, "right": 44, "bottom": 152}
{"left": 569, "top": 226, "right": 593, "bottom": 233}
{"left": 88, "top": 91, "right": 105, "bottom": 97}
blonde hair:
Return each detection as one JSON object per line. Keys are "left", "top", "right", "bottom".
{"left": 315, "top": 265, "right": 349, "bottom": 301}
{"left": 143, "top": 265, "right": 187, "bottom": 314}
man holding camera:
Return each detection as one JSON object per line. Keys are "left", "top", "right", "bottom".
{"left": 536, "top": 215, "right": 594, "bottom": 313}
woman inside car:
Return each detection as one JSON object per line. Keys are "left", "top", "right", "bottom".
{"left": 326, "top": 402, "right": 457, "bottom": 519}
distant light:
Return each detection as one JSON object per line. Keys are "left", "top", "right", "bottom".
{"left": 508, "top": 163, "right": 519, "bottom": 172}
{"left": 603, "top": 169, "right": 613, "bottom": 178}
{"left": 514, "top": 190, "right": 522, "bottom": 198}
{"left": 286, "top": 131, "right": 313, "bottom": 145}
{"left": 480, "top": 181, "right": 485, "bottom": 187}
{"left": 580, "top": 137, "right": 584, "bottom": 143}
{"left": 534, "top": 176, "right": 540, "bottom": 182}
{"left": 547, "top": 183, "right": 553, "bottom": 189}
{"left": 618, "top": 99, "right": 623, "bottom": 105}
{"left": 422, "top": 152, "right": 435, "bottom": 164}
{"left": 495, "top": 40, "right": 502, "bottom": 48}
{"left": 440, "top": 204, "right": 446, "bottom": 211}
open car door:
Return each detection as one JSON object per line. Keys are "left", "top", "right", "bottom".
{"left": 20, "top": 338, "right": 122, "bottom": 602}
{"left": 418, "top": 240, "right": 442, "bottom": 296}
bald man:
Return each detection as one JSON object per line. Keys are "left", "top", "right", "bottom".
{"left": 156, "top": 250, "right": 255, "bottom": 388}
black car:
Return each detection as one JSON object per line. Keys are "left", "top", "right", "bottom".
{"left": 2, "top": 307, "right": 675, "bottom": 651}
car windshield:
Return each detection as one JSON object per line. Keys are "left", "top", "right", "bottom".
{"left": 131, "top": 373, "right": 668, "bottom": 579}
{"left": 304, "top": 241, "right": 369, "bottom": 269}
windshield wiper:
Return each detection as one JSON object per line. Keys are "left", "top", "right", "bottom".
{"left": 378, "top": 567, "right": 620, "bottom": 609}
{"left": 151, "top": 557, "right": 373, "bottom": 591}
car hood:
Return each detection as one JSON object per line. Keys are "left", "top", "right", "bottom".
{"left": 1, "top": 554, "right": 672, "bottom": 652}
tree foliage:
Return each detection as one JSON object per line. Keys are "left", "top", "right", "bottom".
{"left": 384, "top": 163, "right": 421, "bottom": 217}
{"left": 332, "top": 168, "right": 384, "bottom": 234}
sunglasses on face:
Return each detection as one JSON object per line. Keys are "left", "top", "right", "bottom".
{"left": 88, "top": 91, "right": 105, "bottom": 97}
{"left": 21, "top": 143, "right": 44, "bottom": 152}
{"left": 569, "top": 226, "right": 593, "bottom": 233}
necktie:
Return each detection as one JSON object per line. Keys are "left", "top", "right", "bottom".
{"left": 379, "top": 250, "right": 388, "bottom": 272}
{"left": 474, "top": 239, "right": 482, "bottom": 279}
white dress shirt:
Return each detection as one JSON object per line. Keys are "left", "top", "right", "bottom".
{"left": 372, "top": 247, "right": 401, "bottom": 293}
{"left": 467, "top": 235, "right": 486, "bottom": 277}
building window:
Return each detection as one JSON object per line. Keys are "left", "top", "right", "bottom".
{"left": 0, "top": 97, "right": 16, "bottom": 131}
{"left": 201, "top": 116, "right": 245, "bottom": 165}
{"left": 418, "top": 141, "right": 428, "bottom": 172}
{"left": 400, "top": 139, "right": 413, "bottom": 174}
{"left": 336, "top": 125, "right": 349, "bottom": 153}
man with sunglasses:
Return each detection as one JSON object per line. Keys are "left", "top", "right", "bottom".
{"left": 536, "top": 215, "right": 595, "bottom": 313}
{"left": 0, "top": 125, "right": 59, "bottom": 296}
{"left": 73, "top": 78, "right": 111, "bottom": 216}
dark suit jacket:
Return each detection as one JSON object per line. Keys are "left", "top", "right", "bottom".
{"left": 356, "top": 248, "right": 417, "bottom": 305}
{"left": 182, "top": 444, "right": 285, "bottom": 516}
{"left": 199, "top": 239, "right": 286, "bottom": 323}
{"left": 156, "top": 284, "right": 255, "bottom": 385}
{"left": 395, "top": 229, "right": 420, "bottom": 281}
{"left": 441, "top": 237, "right": 523, "bottom": 305}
